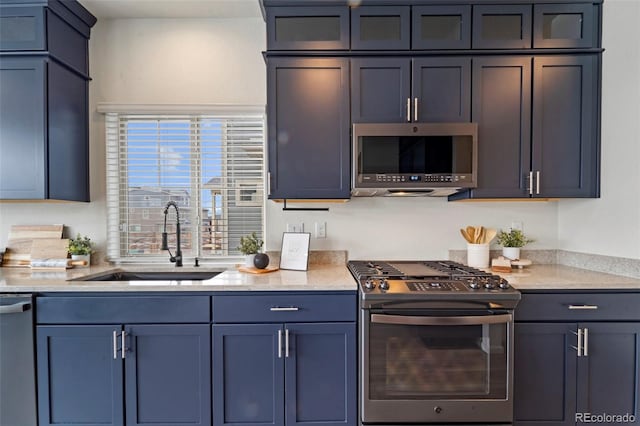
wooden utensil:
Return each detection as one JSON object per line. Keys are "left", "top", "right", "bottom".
{"left": 466, "top": 226, "right": 476, "bottom": 242}
{"left": 460, "top": 229, "right": 473, "bottom": 243}
{"left": 484, "top": 228, "right": 497, "bottom": 244}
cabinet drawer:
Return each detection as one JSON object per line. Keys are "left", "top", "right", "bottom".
{"left": 213, "top": 293, "right": 356, "bottom": 323}
{"left": 515, "top": 293, "right": 640, "bottom": 322}
{"left": 0, "top": 6, "right": 45, "bottom": 51}
{"left": 36, "top": 296, "right": 210, "bottom": 324}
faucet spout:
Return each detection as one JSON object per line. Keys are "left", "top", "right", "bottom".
{"left": 161, "top": 201, "right": 183, "bottom": 267}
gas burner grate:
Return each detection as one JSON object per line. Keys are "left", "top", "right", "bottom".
{"left": 347, "top": 261, "right": 403, "bottom": 280}
{"left": 424, "top": 261, "right": 491, "bottom": 277}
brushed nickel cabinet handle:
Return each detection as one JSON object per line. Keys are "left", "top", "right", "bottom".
{"left": 571, "top": 328, "right": 583, "bottom": 357}
{"left": 528, "top": 171, "right": 534, "bottom": 195}
{"left": 121, "top": 330, "right": 126, "bottom": 359}
{"left": 414, "top": 97, "right": 418, "bottom": 121}
{"left": 267, "top": 172, "right": 271, "bottom": 196}
{"left": 285, "top": 329, "right": 290, "bottom": 358}
{"left": 406, "top": 98, "right": 411, "bottom": 122}
{"left": 113, "top": 331, "right": 118, "bottom": 360}
{"left": 536, "top": 171, "right": 540, "bottom": 194}
{"left": 568, "top": 305, "right": 599, "bottom": 310}
{"left": 270, "top": 307, "right": 299, "bottom": 312}
{"left": 277, "top": 329, "right": 282, "bottom": 359}
{"left": 583, "top": 328, "right": 589, "bottom": 356}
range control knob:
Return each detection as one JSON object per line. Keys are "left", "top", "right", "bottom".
{"left": 364, "top": 279, "right": 376, "bottom": 290}
{"left": 499, "top": 279, "right": 510, "bottom": 289}
{"left": 484, "top": 281, "right": 496, "bottom": 289}
{"left": 379, "top": 279, "right": 390, "bottom": 291}
{"left": 469, "top": 279, "right": 481, "bottom": 290}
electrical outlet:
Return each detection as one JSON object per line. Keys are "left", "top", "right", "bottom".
{"left": 511, "top": 221, "right": 523, "bottom": 231}
{"left": 315, "top": 222, "right": 327, "bottom": 238}
{"left": 286, "top": 223, "right": 304, "bottom": 233}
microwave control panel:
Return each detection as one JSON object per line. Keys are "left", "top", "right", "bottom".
{"left": 360, "top": 173, "right": 472, "bottom": 185}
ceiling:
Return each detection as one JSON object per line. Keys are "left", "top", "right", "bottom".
{"left": 78, "top": 0, "right": 263, "bottom": 19}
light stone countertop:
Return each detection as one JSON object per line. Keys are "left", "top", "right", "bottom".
{"left": 1, "top": 263, "right": 640, "bottom": 293}
{"left": 0, "top": 264, "right": 357, "bottom": 292}
{"left": 498, "top": 264, "right": 640, "bottom": 291}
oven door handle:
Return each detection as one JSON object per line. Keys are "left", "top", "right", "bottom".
{"left": 370, "top": 313, "right": 512, "bottom": 326}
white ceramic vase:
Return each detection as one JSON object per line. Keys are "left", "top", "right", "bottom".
{"left": 502, "top": 247, "right": 521, "bottom": 260}
{"left": 467, "top": 243, "right": 490, "bottom": 268}
{"left": 244, "top": 254, "right": 256, "bottom": 267}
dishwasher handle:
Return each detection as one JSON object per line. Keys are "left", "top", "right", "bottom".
{"left": 0, "top": 301, "right": 31, "bottom": 314}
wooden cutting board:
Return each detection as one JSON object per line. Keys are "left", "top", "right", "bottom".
{"left": 8, "top": 224, "right": 63, "bottom": 240}
{"left": 3, "top": 225, "right": 65, "bottom": 267}
{"left": 31, "top": 238, "right": 69, "bottom": 260}
{"left": 237, "top": 266, "right": 279, "bottom": 274}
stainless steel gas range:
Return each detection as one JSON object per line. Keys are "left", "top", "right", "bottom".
{"left": 348, "top": 260, "right": 521, "bottom": 426}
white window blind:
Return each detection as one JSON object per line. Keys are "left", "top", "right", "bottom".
{"left": 105, "top": 110, "right": 265, "bottom": 262}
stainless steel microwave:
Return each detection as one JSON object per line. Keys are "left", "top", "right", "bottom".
{"left": 352, "top": 123, "right": 478, "bottom": 197}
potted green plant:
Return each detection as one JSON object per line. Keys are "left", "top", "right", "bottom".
{"left": 496, "top": 229, "right": 534, "bottom": 260}
{"left": 68, "top": 234, "right": 92, "bottom": 267}
{"left": 238, "top": 232, "right": 264, "bottom": 267}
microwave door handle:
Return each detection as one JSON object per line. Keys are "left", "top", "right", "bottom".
{"left": 370, "top": 313, "right": 513, "bottom": 326}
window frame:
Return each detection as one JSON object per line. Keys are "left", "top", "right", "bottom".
{"left": 100, "top": 104, "right": 266, "bottom": 264}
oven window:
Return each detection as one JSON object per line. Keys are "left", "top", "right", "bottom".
{"left": 368, "top": 319, "right": 508, "bottom": 399}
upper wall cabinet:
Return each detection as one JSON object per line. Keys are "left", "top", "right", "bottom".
{"left": 351, "top": 6, "right": 410, "bottom": 50}
{"left": 0, "top": 1, "right": 95, "bottom": 201}
{"left": 267, "top": 57, "right": 351, "bottom": 199}
{"left": 412, "top": 6, "right": 471, "bottom": 50}
{"left": 472, "top": 5, "right": 532, "bottom": 49}
{"left": 351, "top": 57, "right": 470, "bottom": 123}
{"left": 267, "top": 6, "right": 349, "bottom": 50}
{"left": 533, "top": 4, "right": 594, "bottom": 48}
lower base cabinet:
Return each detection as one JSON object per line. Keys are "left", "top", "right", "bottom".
{"left": 213, "top": 322, "right": 356, "bottom": 426}
{"left": 514, "top": 293, "right": 640, "bottom": 426}
{"left": 36, "top": 324, "right": 211, "bottom": 426}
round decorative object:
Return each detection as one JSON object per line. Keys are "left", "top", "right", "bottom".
{"left": 253, "top": 253, "right": 270, "bottom": 269}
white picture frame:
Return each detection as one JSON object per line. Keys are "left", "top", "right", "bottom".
{"left": 279, "top": 232, "right": 311, "bottom": 271}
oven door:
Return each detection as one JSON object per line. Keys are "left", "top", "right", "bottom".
{"left": 361, "top": 309, "right": 514, "bottom": 424}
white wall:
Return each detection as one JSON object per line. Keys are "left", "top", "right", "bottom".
{"left": 557, "top": 0, "right": 640, "bottom": 259}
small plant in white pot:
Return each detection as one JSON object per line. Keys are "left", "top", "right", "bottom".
{"left": 496, "top": 229, "right": 534, "bottom": 260}
{"left": 238, "top": 232, "right": 263, "bottom": 267}
{"left": 68, "top": 234, "right": 92, "bottom": 267}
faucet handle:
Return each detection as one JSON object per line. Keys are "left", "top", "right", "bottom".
{"left": 194, "top": 257, "right": 200, "bottom": 267}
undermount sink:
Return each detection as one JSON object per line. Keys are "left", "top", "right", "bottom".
{"left": 73, "top": 271, "right": 220, "bottom": 281}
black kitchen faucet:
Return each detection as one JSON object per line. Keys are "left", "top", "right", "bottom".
{"left": 161, "top": 201, "right": 183, "bottom": 267}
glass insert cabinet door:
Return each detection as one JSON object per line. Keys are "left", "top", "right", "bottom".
{"left": 365, "top": 312, "right": 510, "bottom": 400}
{"left": 351, "top": 6, "right": 411, "bottom": 50}
{"left": 533, "top": 4, "right": 594, "bottom": 48}
{"left": 472, "top": 5, "right": 532, "bottom": 49}
{"left": 412, "top": 6, "right": 471, "bottom": 50}
{"left": 266, "top": 6, "right": 349, "bottom": 50}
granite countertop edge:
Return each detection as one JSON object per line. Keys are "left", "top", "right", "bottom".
{"left": 1, "top": 263, "right": 640, "bottom": 292}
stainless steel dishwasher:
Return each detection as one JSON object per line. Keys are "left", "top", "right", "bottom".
{"left": 0, "top": 294, "right": 37, "bottom": 426}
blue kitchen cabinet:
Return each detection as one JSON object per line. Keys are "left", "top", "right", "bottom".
{"left": 351, "top": 57, "right": 470, "bottom": 123}
{"left": 451, "top": 54, "right": 599, "bottom": 200}
{"left": 213, "top": 324, "right": 285, "bottom": 426}
{"left": 267, "top": 57, "right": 350, "bottom": 199}
{"left": 514, "top": 293, "right": 640, "bottom": 426}
{"left": 125, "top": 324, "right": 211, "bottom": 426}
{"left": 36, "top": 295, "right": 212, "bottom": 426}
{"left": 212, "top": 293, "right": 357, "bottom": 426}
{"left": 284, "top": 323, "right": 356, "bottom": 426}
{"left": 0, "top": 0, "right": 94, "bottom": 201}
{"left": 37, "top": 325, "right": 124, "bottom": 426}
{"left": 37, "top": 324, "right": 211, "bottom": 426}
